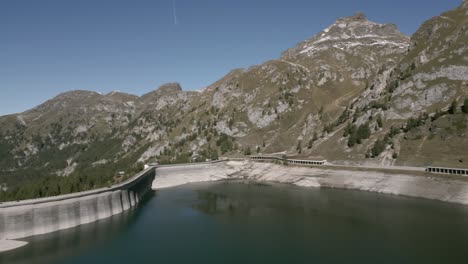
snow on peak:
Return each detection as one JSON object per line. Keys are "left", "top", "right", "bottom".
{"left": 282, "top": 16, "right": 409, "bottom": 58}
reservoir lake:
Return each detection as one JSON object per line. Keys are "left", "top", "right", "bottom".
{"left": 2, "top": 180, "right": 468, "bottom": 264}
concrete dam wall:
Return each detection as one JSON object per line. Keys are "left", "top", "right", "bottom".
{"left": 0, "top": 167, "right": 155, "bottom": 240}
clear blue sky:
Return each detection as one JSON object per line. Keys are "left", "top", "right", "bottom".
{"left": 0, "top": 0, "right": 462, "bottom": 115}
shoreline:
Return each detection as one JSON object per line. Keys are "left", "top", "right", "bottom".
{"left": 152, "top": 160, "right": 468, "bottom": 206}
{"left": 0, "top": 240, "right": 28, "bottom": 253}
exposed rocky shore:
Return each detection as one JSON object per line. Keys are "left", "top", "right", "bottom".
{"left": 153, "top": 161, "right": 468, "bottom": 206}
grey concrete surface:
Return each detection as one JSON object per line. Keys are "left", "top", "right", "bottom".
{"left": 0, "top": 167, "right": 155, "bottom": 241}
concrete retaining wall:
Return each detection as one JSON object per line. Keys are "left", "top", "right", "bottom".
{"left": 0, "top": 167, "right": 155, "bottom": 240}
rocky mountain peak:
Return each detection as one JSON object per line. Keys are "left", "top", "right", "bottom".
{"left": 337, "top": 12, "right": 367, "bottom": 23}
{"left": 25, "top": 90, "right": 101, "bottom": 114}
{"left": 463, "top": 0, "right": 468, "bottom": 8}
{"left": 140, "top": 82, "right": 183, "bottom": 101}
{"left": 281, "top": 14, "right": 409, "bottom": 60}
{"left": 138, "top": 82, "right": 187, "bottom": 109}
{"left": 54, "top": 90, "right": 102, "bottom": 100}
{"left": 156, "top": 82, "right": 183, "bottom": 94}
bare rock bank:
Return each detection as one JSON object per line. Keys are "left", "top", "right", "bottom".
{"left": 152, "top": 161, "right": 468, "bottom": 206}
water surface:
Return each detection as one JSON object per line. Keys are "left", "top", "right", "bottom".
{"left": 2, "top": 180, "right": 468, "bottom": 264}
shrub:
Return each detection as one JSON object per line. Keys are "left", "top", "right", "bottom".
{"left": 323, "top": 124, "right": 333, "bottom": 134}
{"left": 243, "top": 147, "right": 252, "bottom": 156}
{"left": 343, "top": 123, "right": 357, "bottom": 137}
{"left": 348, "top": 132, "right": 358, "bottom": 147}
{"left": 448, "top": 100, "right": 458, "bottom": 114}
{"left": 387, "top": 126, "right": 400, "bottom": 138}
{"left": 371, "top": 139, "right": 387, "bottom": 157}
{"left": 296, "top": 140, "right": 302, "bottom": 154}
{"left": 308, "top": 132, "right": 318, "bottom": 149}
{"left": 336, "top": 108, "right": 349, "bottom": 125}
{"left": 462, "top": 98, "right": 468, "bottom": 114}
{"left": 357, "top": 122, "right": 371, "bottom": 141}
{"left": 376, "top": 114, "right": 383, "bottom": 128}
{"left": 312, "top": 132, "right": 318, "bottom": 141}
{"left": 216, "top": 133, "right": 234, "bottom": 154}
{"left": 404, "top": 114, "right": 427, "bottom": 132}
{"left": 368, "top": 102, "right": 388, "bottom": 111}
{"left": 346, "top": 122, "right": 370, "bottom": 147}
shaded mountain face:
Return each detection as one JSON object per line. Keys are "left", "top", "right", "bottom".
{"left": 0, "top": 4, "right": 467, "bottom": 192}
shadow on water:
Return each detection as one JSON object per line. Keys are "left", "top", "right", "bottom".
{"left": 0, "top": 191, "right": 156, "bottom": 264}
{"left": 194, "top": 181, "right": 271, "bottom": 215}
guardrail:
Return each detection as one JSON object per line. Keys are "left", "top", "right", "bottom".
{"left": 156, "top": 160, "right": 225, "bottom": 168}
{"left": 250, "top": 155, "right": 468, "bottom": 176}
{"left": 426, "top": 166, "right": 468, "bottom": 176}
{"left": 249, "top": 155, "right": 327, "bottom": 166}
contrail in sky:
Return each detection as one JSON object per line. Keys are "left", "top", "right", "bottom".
{"left": 172, "top": 0, "right": 178, "bottom": 25}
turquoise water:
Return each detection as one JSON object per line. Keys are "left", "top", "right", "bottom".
{"left": 2, "top": 181, "right": 468, "bottom": 264}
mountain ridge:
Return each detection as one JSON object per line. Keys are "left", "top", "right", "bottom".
{"left": 0, "top": 4, "right": 467, "bottom": 201}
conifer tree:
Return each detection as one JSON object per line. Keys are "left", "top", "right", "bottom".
{"left": 448, "top": 100, "right": 458, "bottom": 114}
{"left": 462, "top": 98, "right": 468, "bottom": 114}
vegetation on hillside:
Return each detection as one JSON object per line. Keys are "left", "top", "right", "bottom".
{"left": 0, "top": 159, "right": 144, "bottom": 202}
{"left": 1, "top": 2, "right": 468, "bottom": 202}
{"left": 343, "top": 122, "right": 371, "bottom": 147}
{"left": 462, "top": 98, "right": 468, "bottom": 114}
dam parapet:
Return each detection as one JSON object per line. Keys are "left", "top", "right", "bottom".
{"left": 0, "top": 167, "right": 155, "bottom": 240}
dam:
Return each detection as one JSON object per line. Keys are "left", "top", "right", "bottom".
{"left": 2, "top": 158, "right": 468, "bottom": 253}
{"left": 4, "top": 180, "right": 468, "bottom": 264}
{"left": 0, "top": 166, "right": 155, "bottom": 243}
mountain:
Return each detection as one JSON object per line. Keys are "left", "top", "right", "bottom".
{"left": 312, "top": 2, "right": 468, "bottom": 166}
{"left": 0, "top": 3, "right": 467, "bottom": 201}
{"left": 281, "top": 12, "right": 409, "bottom": 100}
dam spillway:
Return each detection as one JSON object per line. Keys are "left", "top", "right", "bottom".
{"left": 0, "top": 167, "right": 155, "bottom": 241}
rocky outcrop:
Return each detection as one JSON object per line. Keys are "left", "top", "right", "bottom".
{"left": 280, "top": 13, "right": 409, "bottom": 94}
